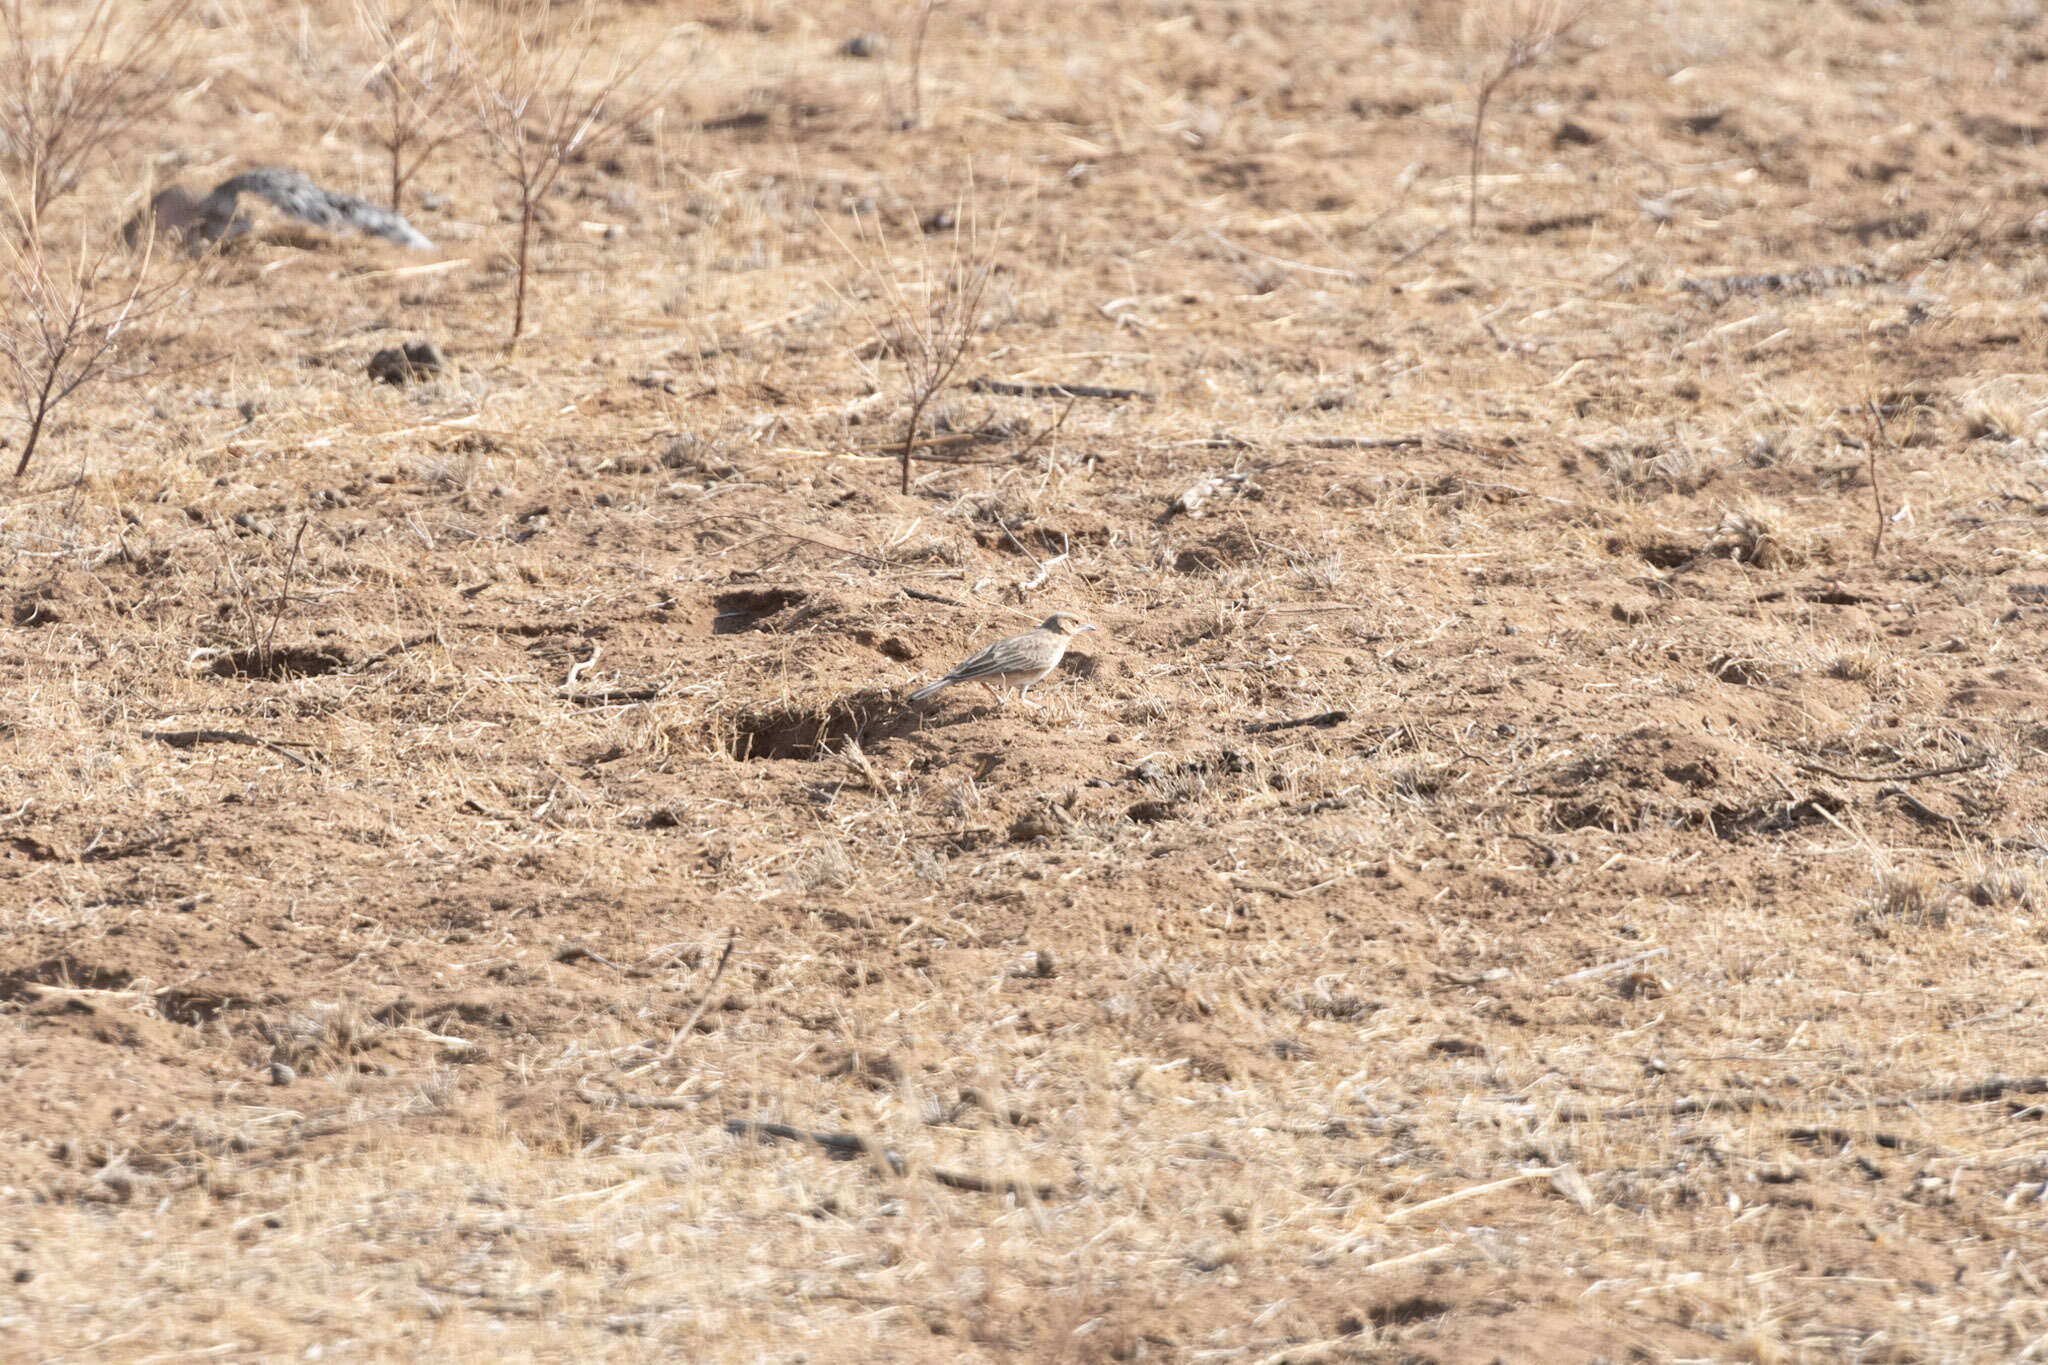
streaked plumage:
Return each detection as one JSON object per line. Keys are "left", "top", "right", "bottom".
{"left": 909, "top": 613, "right": 1096, "bottom": 705}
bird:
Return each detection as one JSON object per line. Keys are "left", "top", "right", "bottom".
{"left": 909, "top": 613, "right": 1096, "bottom": 707}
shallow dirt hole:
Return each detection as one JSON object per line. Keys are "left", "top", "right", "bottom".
{"left": 725, "top": 689, "right": 910, "bottom": 760}
{"left": 712, "top": 588, "right": 806, "bottom": 634}
{"left": 204, "top": 646, "right": 350, "bottom": 680}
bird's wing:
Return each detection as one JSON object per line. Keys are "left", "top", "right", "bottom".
{"left": 940, "top": 639, "right": 1011, "bottom": 680}
{"left": 945, "top": 632, "right": 1054, "bottom": 682}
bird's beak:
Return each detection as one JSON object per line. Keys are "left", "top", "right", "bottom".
{"left": 1077, "top": 623, "right": 1097, "bottom": 632}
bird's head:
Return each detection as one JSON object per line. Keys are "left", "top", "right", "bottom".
{"left": 1041, "top": 613, "right": 1097, "bottom": 636}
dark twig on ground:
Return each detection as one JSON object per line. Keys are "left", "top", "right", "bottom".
{"left": 1244, "top": 711, "right": 1350, "bottom": 734}
{"left": 967, "top": 377, "right": 1154, "bottom": 402}
{"left": 1795, "top": 754, "right": 1989, "bottom": 784}
{"left": 725, "top": 1119, "right": 1054, "bottom": 1198}
{"left": 140, "top": 729, "right": 323, "bottom": 771}
{"left": 1864, "top": 397, "right": 1895, "bottom": 557}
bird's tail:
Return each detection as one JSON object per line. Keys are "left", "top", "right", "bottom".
{"left": 908, "top": 677, "right": 953, "bottom": 702}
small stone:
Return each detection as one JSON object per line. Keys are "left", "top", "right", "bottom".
{"left": 267, "top": 1062, "right": 295, "bottom": 1086}
{"left": 840, "top": 32, "right": 884, "bottom": 58}
{"left": 368, "top": 341, "right": 446, "bottom": 386}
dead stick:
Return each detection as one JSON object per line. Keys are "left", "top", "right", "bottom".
{"left": 1864, "top": 398, "right": 1892, "bottom": 556}
{"left": 574, "top": 1080, "right": 713, "bottom": 1110}
{"left": 653, "top": 930, "right": 736, "bottom": 1062}
{"left": 1385, "top": 1169, "right": 1554, "bottom": 1225}
{"left": 967, "top": 377, "right": 1154, "bottom": 402}
{"left": 141, "top": 729, "right": 322, "bottom": 772}
{"left": 1795, "top": 754, "right": 1989, "bottom": 784}
{"left": 1245, "top": 710, "right": 1350, "bottom": 734}
{"left": 260, "top": 516, "right": 310, "bottom": 671}
{"left": 724, "top": 1119, "right": 1053, "bottom": 1197}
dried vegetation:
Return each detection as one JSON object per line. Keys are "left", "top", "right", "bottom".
{"left": 3, "top": 0, "right": 2048, "bottom": 1361}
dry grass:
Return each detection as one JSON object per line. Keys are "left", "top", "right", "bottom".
{"left": 4, "top": 0, "right": 2048, "bottom": 1361}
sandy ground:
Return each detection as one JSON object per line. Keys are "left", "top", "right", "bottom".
{"left": 4, "top": 0, "right": 2048, "bottom": 1360}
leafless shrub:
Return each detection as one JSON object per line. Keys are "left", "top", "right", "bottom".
{"left": 841, "top": 205, "right": 994, "bottom": 493}
{"left": 0, "top": 0, "right": 194, "bottom": 243}
{"left": 461, "top": 0, "right": 660, "bottom": 344}
{"left": 1, "top": 222, "right": 179, "bottom": 479}
{"left": 354, "top": 0, "right": 467, "bottom": 211}
{"left": 1465, "top": 0, "right": 1595, "bottom": 233}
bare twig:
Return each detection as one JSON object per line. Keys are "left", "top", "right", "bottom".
{"left": 1864, "top": 397, "right": 1894, "bottom": 557}
{"left": 654, "top": 930, "right": 735, "bottom": 1062}
{"left": 966, "top": 377, "right": 1152, "bottom": 402}
{"left": 1795, "top": 754, "right": 1989, "bottom": 784}
{"left": 1558, "top": 1092, "right": 1779, "bottom": 1122}
{"left": 903, "top": 0, "right": 940, "bottom": 130}
{"left": 1244, "top": 711, "right": 1350, "bottom": 734}
{"left": 1384, "top": 1169, "right": 1556, "bottom": 1224}
{"left": 139, "top": 729, "right": 323, "bottom": 772}
{"left": 725, "top": 1119, "right": 1053, "bottom": 1198}
{"left": 1549, "top": 946, "right": 1666, "bottom": 986}
{"left": 260, "top": 517, "right": 311, "bottom": 673}
{"left": 575, "top": 1080, "right": 713, "bottom": 1110}
{"left": 1010, "top": 395, "right": 1078, "bottom": 468}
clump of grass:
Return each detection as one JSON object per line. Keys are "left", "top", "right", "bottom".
{"left": 1593, "top": 439, "right": 1720, "bottom": 496}
{"left": 1825, "top": 643, "right": 1898, "bottom": 688}
{"left": 1866, "top": 867, "right": 1947, "bottom": 926}
{"left": 1959, "top": 850, "right": 2042, "bottom": 910}
{"left": 1961, "top": 399, "right": 2027, "bottom": 443}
